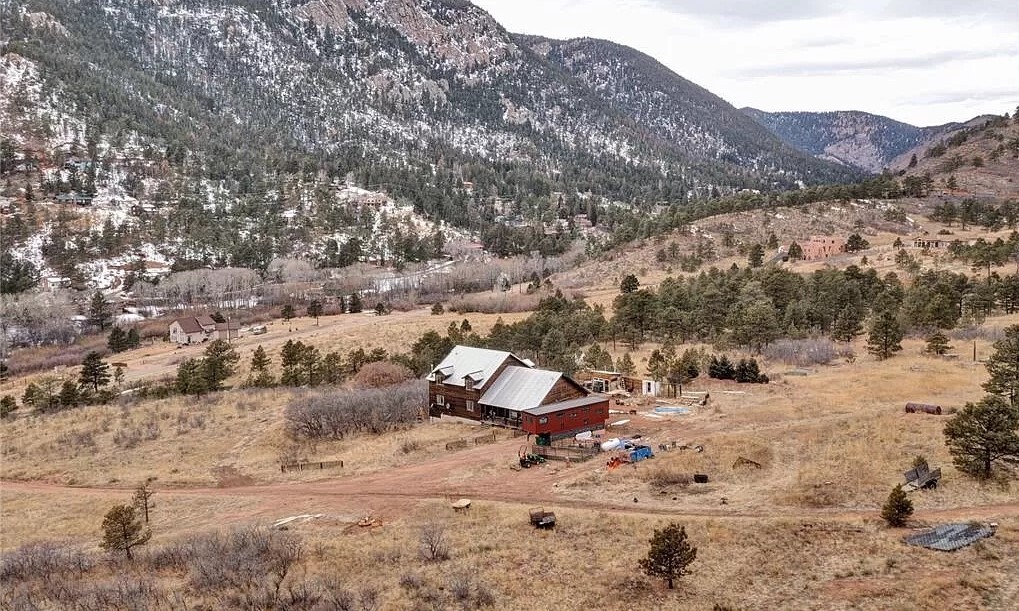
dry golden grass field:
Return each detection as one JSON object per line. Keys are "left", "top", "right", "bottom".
{"left": 3, "top": 329, "right": 1019, "bottom": 609}
{"left": 3, "top": 206, "right": 1019, "bottom": 610}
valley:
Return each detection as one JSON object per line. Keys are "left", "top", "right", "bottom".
{"left": 2, "top": 1, "right": 1019, "bottom": 609}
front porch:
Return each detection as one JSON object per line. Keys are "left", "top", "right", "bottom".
{"left": 481, "top": 406, "right": 522, "bottom": 429}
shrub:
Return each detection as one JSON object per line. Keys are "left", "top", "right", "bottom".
{"left": 419, "top": 522, "right": 450, "bottom": 562}
{"left": 645, "top": 468, "right": 692, "bottom": 489}
{"left": 350, "top": 361, "right": 415, "bottom": 389}
{"left": 0, "top": 395, "right": 16, "bottom": 418}
{"left": 285, "top": 381, "right": 425, "bottom": 439}
{"left": 734, "top": 359, "right": 769, "bottom": 383}
{"left": 762, "top": 338, "right": 837, "bottom": 366}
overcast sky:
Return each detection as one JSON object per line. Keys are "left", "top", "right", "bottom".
{"left": 473, "top": 0, "right": 1019, "bottom": 126}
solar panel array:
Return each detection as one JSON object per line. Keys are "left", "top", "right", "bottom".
{"left": 904, "top": 523, "right": 995, "bottom": 551}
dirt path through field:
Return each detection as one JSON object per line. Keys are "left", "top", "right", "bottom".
{"left": 4, "top": 450, "right": 1017, "bottom": 525}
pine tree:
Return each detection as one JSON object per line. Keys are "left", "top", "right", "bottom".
{"left": 845, "top": 233, "right": 870, "bottom": 252}
{"left": 302, "top": 345, "right": 321, "bottom": 386}
{"left": 831, "top": 306, "right": 863, "bottom": 343}
{"left": 202, "top": 340, "right": 239, "bottom": 390}
{"left": 280, "top": 340, "right": 306, "bottom": 386}
{"left": 747, "top": 243, "right": 764, "bottom": 268}
{"left": 786, "top": 241, "right": 803, "bottom": 260}
{"left": 349, "top": 292, "right": 363, "bottom": 313}
{"left": 881, "top": 485, "right": 913, "bottom": 527}
{"left": 944, "top": 396, "right": 1019, "bottom": 479}
{"left": 108, "top": 326, "right": 127, "bottom": 353}
{"left": 126, "top": 327, "right": 141, "bottom": 349}
{"left": 867, "top": 311, "right": 903, "bottom": 360}
{"left": 307, "top": 299, "right": 323, "bottom": 325}
{"left": 247, "top": 345, "right": 275, "bottom": 387}
{"left": 320, "top": 351, "right": 345, "bottom": 385}
{"left": 59, "top": 380, "right": 80, "bottom": 408}
{"left": 281, "top": 304, "right": 296, "bottom": 323}
{"left": 79, "top": 351, "right": 111, "bottom": 392}
{"left": 982, "top": 324, "right": 1019, "bottom": 407}
{"left": 617, "top": 352, "right": 635, "bottom": 375}
{"left": 88, "top": 291, "right": 111, "bottom": 331}
{"left": 639, "top": 523, "right": 698, "bottom": 590}
{"left": 176, "top": 358, "right": 208, "bottom": 396}
{"left": 99, "top": 504, "right": 150, "bottom": 560}
{"left": 925, "top": 331, "right": 952, "bottom": 356}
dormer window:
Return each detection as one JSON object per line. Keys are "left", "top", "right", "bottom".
{"left": 465, "top": 378, "right": 474, "bottom": 391}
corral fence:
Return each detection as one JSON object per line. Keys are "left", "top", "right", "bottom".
{"left": 473, "top": 431, "right": 498, "bottom": 445}
{"left": 280, "top": 459, "right": 344, "bottom": 473}
{"left": 445, "top": 430, "right": 507, "bottom": 451}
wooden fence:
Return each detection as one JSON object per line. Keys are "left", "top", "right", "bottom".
{"left": 445, "top": 439, "right": 469, "bottom": 451}
{"left": 280, "top": 459, "right": 344, "bottom": 473}
{"left": 473, "top": 431, "right": 498, "bottom": 445}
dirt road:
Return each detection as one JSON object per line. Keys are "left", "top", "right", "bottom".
{"left": 5, "top": 434, "right": 1017, "bottom": 525}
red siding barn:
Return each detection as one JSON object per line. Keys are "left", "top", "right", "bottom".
{"left": 521, "top": 396, "right": 610, "bottom": 440}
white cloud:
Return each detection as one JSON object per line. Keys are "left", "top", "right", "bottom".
{"left": 475, "top": 0, "right": 1019, "bottom": 125}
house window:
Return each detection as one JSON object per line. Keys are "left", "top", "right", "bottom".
{"left": 568, "top": 412, "right": 577, "bottom": 418}
{"left": 436, "top": 395, "right": 445, "bottom": 406}
{"left": 465, "top": 378, "right": 474, "bottom": 391}
{"left": 539, "top": 417, "right": 548, "bottom": 424}
{"left": 466, "top": 401, "right": 475, "bottom": 412}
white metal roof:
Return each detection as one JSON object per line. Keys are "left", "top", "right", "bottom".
{"left": 478, "top": 366, "right": 564, "bottom": 411}
{"left": 427, "top": 345, "right": 522, "bottom": 389}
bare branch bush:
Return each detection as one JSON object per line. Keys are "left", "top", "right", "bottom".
{"left": 285, "top": 381, "right": 425, "bottom": 440}
{"left": 418, "top": 522, "right": 450, "bottom": 562}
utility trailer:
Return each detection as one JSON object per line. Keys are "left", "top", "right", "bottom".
{"left": 529, "top": 507, "right": 556, "bottom": 529}
{"left": 903, "top": 460, "right": 942, "bottom": 492}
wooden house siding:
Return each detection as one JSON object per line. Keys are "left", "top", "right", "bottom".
{"left": 539, "top": 377, "right": 587, "bottom": 405}
{"left": 428, "top": 354, "right": 527, "bottom": 420}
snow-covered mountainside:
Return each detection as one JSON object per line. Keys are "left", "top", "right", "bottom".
{"left": 742, "top": 108, "right": 953, "bottom": 173}
{"left": 1, "top": 0, "right": 857, "bottom": 200}
{"left": 523, "top": 37, "right": 840, "bottom": 188}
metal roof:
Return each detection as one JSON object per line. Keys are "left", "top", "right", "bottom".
{"left": 427, "top": 345, "right": 522, "bottom": 389}
{"left": 478, "top": 366, "right": 563, "bottom": 410}
{"left": 904, "top": 523, "right": 995, "bottom": 551}
{"left": 523, "top": 395, "right": 607, "bottom": 416}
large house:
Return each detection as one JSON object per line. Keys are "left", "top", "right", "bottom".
{"left": 427, "top": 345, "right": 609, "bottom": 441}
{"left": 169, "top": 315, "right": 239, "bottom": 345}
{"left": 797, "top": 236, "right": 847, "bottom": 261}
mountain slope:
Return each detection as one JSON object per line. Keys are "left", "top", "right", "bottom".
{"left": 0, "top": 0, "right": 858, "bottom": 202}
{"left": 898, "top": 114, "right": 1019, "bottom": 198}
{"left": 521, "top": 36, "right": 857, "bottom": 191}
{"left": 742, "top": 108, "right": 948, "bottom": 173}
